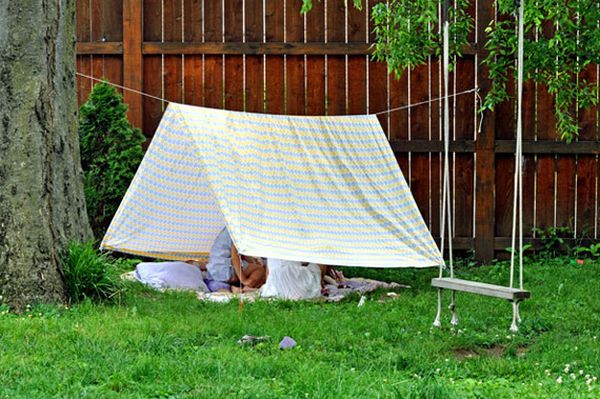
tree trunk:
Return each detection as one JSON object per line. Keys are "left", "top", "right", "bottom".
{"left": 0, "top": 0, "right": 92, "bottom": 310}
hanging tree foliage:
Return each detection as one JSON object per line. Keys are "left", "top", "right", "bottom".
{"left": 370, "top": 0, "right": 473, "bottom": 75}
{"left": 301, "top": 0, "right": 599, "bottom": 142}
{"left": 484, "top": 0, "right": 600, "bottom": 142}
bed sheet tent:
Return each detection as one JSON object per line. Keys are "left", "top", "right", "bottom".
{"left": 100, "top": 103, "right": 443, "bottom": 269}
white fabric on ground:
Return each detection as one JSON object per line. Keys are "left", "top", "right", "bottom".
{"left": 134, "top": 261, "right": 208, "bottom": 292}
{"left": 260, "top": 259, "right": 322, "bottom": 300}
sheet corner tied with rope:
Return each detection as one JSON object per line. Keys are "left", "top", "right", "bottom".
{"left": 101, "top": 102, "right": 443, "bottom": 268}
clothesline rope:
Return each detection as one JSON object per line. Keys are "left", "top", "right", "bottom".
{"left": 75, "top": 72, "right": 479, "bottom": 116}
{"left": 77, "top": 72, "right": 166, "bottom": 102}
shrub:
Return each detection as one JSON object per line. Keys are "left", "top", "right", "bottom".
{"left": 62, "top": 242, "right": 125, "bottom": 303}
{"left": 79, "top": 82, "right": 146, "bottom": 239}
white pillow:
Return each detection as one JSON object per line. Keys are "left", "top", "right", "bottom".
{"left": 134, "top": 261, "right": 209, "bottom": 292}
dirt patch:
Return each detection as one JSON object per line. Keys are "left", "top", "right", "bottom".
{"left": 454, "top": 347, "right": 479, "bottom": 360}
{"left": 454, "top": 345, "right": 528, "bottom": 360}
{"left": 516, "top": 346, "right": 528, "bottom": 357}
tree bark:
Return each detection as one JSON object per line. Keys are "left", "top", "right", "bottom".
{"left": 0, "top": 0, "right": 92, "bottom": 310}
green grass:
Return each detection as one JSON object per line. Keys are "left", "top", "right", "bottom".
{"left": 0, "top": 258, "right": 598, "bottom": 398}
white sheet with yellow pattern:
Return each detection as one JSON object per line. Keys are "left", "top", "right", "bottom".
{"left": 101, "top": 103, "right": 443, "bottom": 268}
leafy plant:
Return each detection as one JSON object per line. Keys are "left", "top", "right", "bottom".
{"left": 453, "top": 249, "right": 478, "bottom": 269}
{"left": 533, "top": 226, "right": 574, "bottom": 258}
{"left": 79, "top": 82, "right": 146, "bottom": 239}
{"left": 504, "top": 243, "right": 534, "bottom": 262}
{"left": 62, "top": 242, "right": 125, "bottom": 303}
{"left": 576, "top": 242, "right": 600, "bottom": 259}
{"left": 483, "top": 0, "right": 600, "bottom": 142}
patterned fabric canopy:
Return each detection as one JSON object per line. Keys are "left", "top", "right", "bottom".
{"left": 101, "top": 103, "right": 443, "bottom": 268}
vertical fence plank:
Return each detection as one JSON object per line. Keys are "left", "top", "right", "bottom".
{"left": 474, "top": 0, "right": 496, "bottom": 262}
{"left": 346, "top": 3, "right": 366, "bottom": 115}
{"left": 183, "top": 0, "right": 203, "bottom": 106}
{"left": 123, "top": 0, "right": 143, "bottom": 128}
{"left": 453, "top": 58, "right": 475, "bottom": 238}
{"left": 103, "top": 55, "right": 123, "bottom": 95}
{"left": 224, "top": 0, "right": 244, "bottom": 111}
{"left": 305, "top": 1, "right": 325, "bottom": 116}
{"left": 90, "top": 0, "right": 102, "bottom": 40}
{"left": 554, "top": 84, "right": 576, "bottom": 230}
{"left": 204, "top": 0, "right": 224, "bottom": 109}
{"left": 368, "top": 0, "right": 388, "bottom": 136}
{"left": 522, "top": 81, "right": 537, "bottom": 238}
{"left": 76, "top": 56, "right": 92, "bottom": 105}
{"left": 494, "top": 76, "right": 515, "bottom": 239}
{"left": 326, "top": 0, "right": 346, "bottom": 115}
{"left": 536, "top": 85, "right": 557, "bottom": 230}
{"left": 264, "top": 0, "right": 285, "bottom": 114}
{"left": 576, "top": 65, "right": 598, "bottom": 238}
{"left": 245, "top": 0, "right": 264, "bottom": 113}
{"left": 389, "top": 69, "right": 409, "bottom": 178}
{"left": 368, "top": 64, "right": 389, "bottom": 132}
{"left": 76, "top": 0, "right": 90, "bottom": 41}
{"left": 90, "top": 0, "right": 104, "bottom": 82}
{"left": 409, "top": 64, "right": 432, "bottom": 227}
{"left": 102, "top": 0, "right": 123, "bottom": 94}
{"left": 102, "top": 0, "right": 123, "bottom": 40}
{"left": 556, "top": 157, "right": 576, "bottom": 231}
{"left": 429, "top": 60, "right": 441, "bottom": 237}
{"left": 184, "top": 0, "right": 203, "bottom": 42}
{"left": 163, "top": 0, "right": 183, "bottom": 104}
{"left": 496, "top": 78, "right": 536, "bottom": 241}
{"left": 142, "top": 0, "right": 163, "bottom": 137}
{"left": 76, "top": 0, "right": 91, "bottom": 105}
{"left": 286, "top": 0, "right": 305, "bottom": 115}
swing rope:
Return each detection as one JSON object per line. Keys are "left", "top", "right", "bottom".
{"left": 505, "top": 0, "right": 526, "bottom": 332}
{"left": 509, "top": 0, "right": 525, "bottom": 291}
{"left": 433, "top": 0, "right": 527, "bottom": 332}
{"left": 438, "top": 0, "right": 458, "bottom": 325}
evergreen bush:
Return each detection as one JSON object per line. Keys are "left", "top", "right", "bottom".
{"left": 79, "top": 82, "right": 145, "bottom": 239}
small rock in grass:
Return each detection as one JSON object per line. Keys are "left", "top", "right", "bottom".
{"left": 279, "top": 336, "right": 297, "bottom": 350}
{"left": 237, "top": 335, "right": 270, "bottom": 346}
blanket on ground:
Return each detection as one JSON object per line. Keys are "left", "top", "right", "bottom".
{"left": 122, "top": 267, "right": 409, "bottom": 302}
{"left": 196, "top": 278, "right": 409, "bottom": 303}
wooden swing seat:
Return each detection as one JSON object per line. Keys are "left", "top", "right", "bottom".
{"left": 431, "top": 278, "right": 531, "bottom": 301}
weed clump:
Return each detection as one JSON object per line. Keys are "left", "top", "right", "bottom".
{"left": 62, "top": 242, "right": 130, "bottom": 303}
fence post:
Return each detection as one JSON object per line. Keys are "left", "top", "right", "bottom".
{"left": 122, "top": 0, "right": 143, "bottom": 129}
{"left": 475, "top": 0, "right": 496, "bottom": 263}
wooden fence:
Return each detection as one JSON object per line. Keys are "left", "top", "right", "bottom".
{"left": 75, "top": 0, "right": 599, "bottom": 262}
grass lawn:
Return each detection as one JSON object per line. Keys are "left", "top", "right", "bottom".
{"left": 0, "top": 258, "right": 598, "bottom": 398}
